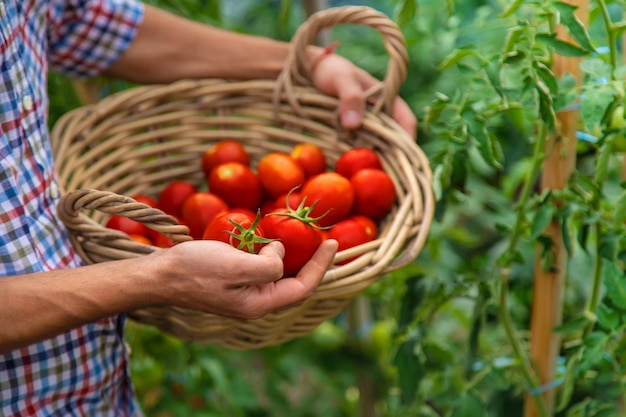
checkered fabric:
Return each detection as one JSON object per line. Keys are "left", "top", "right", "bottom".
{"left": 0, "top": 1, "right": 144, "bottom": 415}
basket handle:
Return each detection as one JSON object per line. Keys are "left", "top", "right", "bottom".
{"left": 276, "top": 6, "right": 409, "bottom": 117}
{"left": 58, "top": 189, "right": 192, "bottom": 249}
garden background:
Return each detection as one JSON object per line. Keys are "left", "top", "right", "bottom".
{"left": 48, "top": 0, "right": 626, "bottom": 416}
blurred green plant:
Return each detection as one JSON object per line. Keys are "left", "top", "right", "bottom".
{"left": 47, "top": 0, "right": 626, "bottom": 416}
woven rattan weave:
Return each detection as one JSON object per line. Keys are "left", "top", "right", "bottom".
{"left": 51, "top": 6, "right": 434, "bottom": 349}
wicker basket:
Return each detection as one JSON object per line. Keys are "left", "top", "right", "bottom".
{"left": 51, "top": 6, "right": 434, "bottom": 350}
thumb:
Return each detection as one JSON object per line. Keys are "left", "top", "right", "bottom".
{"left": 257, "top": 240, "right": 285, "bottom": 261}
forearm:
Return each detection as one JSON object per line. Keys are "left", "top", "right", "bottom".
{"left": 0, "top": 255, "right": 163, "bottom": 354}
{"left": 105, "top": 5, "right": 306, "bottom": 83}
{"left": 0, "top": 239, "right": 336, "bottom": 354}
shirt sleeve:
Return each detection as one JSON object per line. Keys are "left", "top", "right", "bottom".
{"left": 47, "top": 0, "right": 144, "bottom": 78}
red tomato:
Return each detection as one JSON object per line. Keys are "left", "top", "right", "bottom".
{"left": 290, "top": 143, "right": 327, "bottom": 178}
{"left": 158, "top": 180, "right": 197, "bottom": 218}
{"left": 153, "top": 233, "right": 175, "bottom": 248}
{"left": 301, "top": 172, "right": 354, "bottom": 227}
{"left": 228, "top": 207, "right": 258, "bottom": 217}
{"left": 351, "top": 215, "right": 378, "bottom": 241}
{"left": 129, "top": 234, "right": 153, "bottom": 245}
{"left": 181, "top": 192, "right": 229, "bottom": 240}
{"left": 327, "top": 217, "right": 375, "bottom": 265}
{"left": 274, "top": 191, "right": 303, "bottom": 211}
{"left": 257, "top": 153, "right": 306, "bottom": 199}
{"left": 334, "top": 147, "right": 383, "bottom": 179}
{"left": 203, "top": 210, "right": 270, "bottom": 254}
{"left": 202, "top": 140, "right": 250, "bottom": 178}
{"left": 208, "top": 162, "right": 262, "bottom": 211}
{"left": 131, "top": 194, "right": 158, "bottom": 208}
{"left": 350, "top": 168, "right": 396, "bottom": 220}
{"left": 260, "top": 208, "right": 324, "bottom": 276}
{"left": 106, "top": 214, "right": 149, "bottom": 237}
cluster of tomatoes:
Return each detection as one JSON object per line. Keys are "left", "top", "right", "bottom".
{"left": 106, "top": 140, "right": 397, "bottom": 276}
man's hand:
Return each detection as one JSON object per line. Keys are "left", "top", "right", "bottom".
{"left": 310, "top": 52, "right": 417, "bottom": 138}
{"left": 156, "top": 239, "right": 338, "bottom": 319}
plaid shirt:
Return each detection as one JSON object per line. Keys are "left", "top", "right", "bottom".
{"left": 0, "top": 1, "right": 144, "bottom": 415}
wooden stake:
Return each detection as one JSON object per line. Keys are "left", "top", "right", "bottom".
{"left": 523, "top": 2, "right": 589, "bottom": 416}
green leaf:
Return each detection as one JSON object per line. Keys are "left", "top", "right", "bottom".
{"left": 278, "top": 0, "right": 291, "bottom": 32}
{"left": 596, "top": 302, "right": 620, "bottom": 331}
{"left": 450, "top": 392, "right": 486, "bottom": 417}
{"left": 566, "top": 398, "right": 594, "bottom": 417}
{"left": 613, "top": 191, "right": 626, "bottom": 227}
{"left": 438, "top": 48, "right": 488, "bottom": 71}
{"left": 556, "top": 353, "right": 580, "bottom": 412}
{"left": 396, "top": 0, "right": 418, "bottom": 28}
{"left": 598, "top": 232, "right": 620, "bottom": 260}
{"left": 393, "top": 339, "right": 423, "bottom": 405}
{"left": 591, "top": 406, "right": 619, "bottom": 417}
{"left": 473, "top": 128, "right": 504, "bottom": 169}
{"left": 580, "top": 332, "right": 610, "bottom": 372}
{"left": 423, "top": 340, "right": 455, "bottom": 366}
{"left": 538, "top": 234, "right": 557, "bottom": 272}
{"left": 554, "top": 317, "right": 589, "bottom": 333}
{"left": 535, "top": 61, "right": 559, "bottom": 94}
{"left": 530, "top": 203, "right": 555, "bottom": 240}
{"left": 553, "top": 1, "right": 595, "bottom": 52}
{"left": 604, "top": 260, "right": 626, "bottom": 310}
{"left": 536, "top": 34, "right": 590, "bottom": 57}
{"left": 580, "top": 57, "right": 614, "bottom": 80}
{"left": 561, "top": 216, "right": 573, "bottom": 256}
{"left": 501, "top": 0, "right": 525, "bottom": 18}
{"left": 504, "top": 104, "right": 527, "bottom": 131}
{"left": 580, "top": 83, "right": 617, "bottom": 133}
{"left": 501, "top": 25, "right": 525, "bottom": 57}
{"left": 432, "top": 164, "right": 444, "bottom": 201}
{"left": 536, "top": 79, "right": 556, "bottom": 129}
{"left": 398, "top": 276, "right": 426, "bottom": 330}
{"left": 199, "top": 357, "right": 229, "bottom": 392}
{"left": 577, "top": 223, "right": 590, "bottom": 251}
{"left": 423, "top": 100, "right": 448, "bottom": 128}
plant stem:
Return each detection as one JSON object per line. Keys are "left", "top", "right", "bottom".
{"left": 499, "top": 268, "right": 549, "bottom": 417}
{"left": 506, "top": 124, "right": 548, "bottom": 255}
{"left": 583, "top": 225, "right": 604, "bottom": 337}
{"left": 598, "top": 0, "right": 618, "bottom": 69}
{"left": 497, "top": 122, "right": 550, "bottom": 417}
{"left": 464, "top": 284, "right": 486, "bottom": 379}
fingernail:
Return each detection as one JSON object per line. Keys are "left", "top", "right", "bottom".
{"left": 342, "top": 110, "right": 361, "bottom": 128}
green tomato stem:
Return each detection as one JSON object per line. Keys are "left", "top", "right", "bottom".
{"left": 496, "top": 121, "right": 549, "bottom": 416}
{"left": 583, "top": 223, "right": 604, "bottom": 337}
{"left": 598, "top": 0, "right": 618, "bottom": 71}
{"left": 499, "top": 268, "right": 549, "bottom": 417}
{"left": 505, "top": 123, "right": 548, "bottom": 256}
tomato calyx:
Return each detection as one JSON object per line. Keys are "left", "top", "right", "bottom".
{"left": 226, "top": 210, "right": 276, "bottom": 253}
{"left": 270, "top": 188, "right": 332, "bottom": 230}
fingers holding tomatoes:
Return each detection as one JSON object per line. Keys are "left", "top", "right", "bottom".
{"left": 259, "top": 207, "right": 326, "bottom": 277}
{"left": 158, "top": 238, "right": 338, "bottom": 319}
{"left": 255, "top": 238, "right": 338, "bottom": 309}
